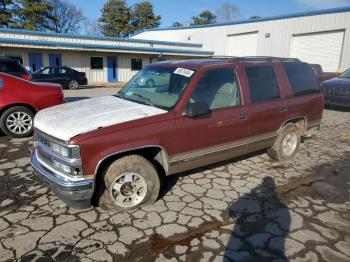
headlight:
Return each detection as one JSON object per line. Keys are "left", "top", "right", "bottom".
{"left": 51, "top": 142, "right": 69, "bottom": 157}
{"left": 52, "top": 159, "right": 71, "bottom": 173}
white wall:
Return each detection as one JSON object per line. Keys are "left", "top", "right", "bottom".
{"left": 133, "top": 12, "right": 350, "bottom": 71}
{"left": 0, "top": 48, "right": 188, "bottom": 84}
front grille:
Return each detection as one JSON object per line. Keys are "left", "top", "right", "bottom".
{"left": 34, "top": 130, "right": 83, "bottom": 177}
{"left": 323, "top": 87, "right": 350, "bottom": 97}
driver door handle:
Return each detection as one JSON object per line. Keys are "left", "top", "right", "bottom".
{"left": 239, "top": 114, "right": 248, "bottom": 121}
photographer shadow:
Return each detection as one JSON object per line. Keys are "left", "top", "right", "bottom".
{"left": 224, "top": 177, "right": 291, "bottom": 262}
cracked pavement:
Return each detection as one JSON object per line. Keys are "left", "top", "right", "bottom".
{"left": 0, "top": 92, "right": 349, "bottom": 261}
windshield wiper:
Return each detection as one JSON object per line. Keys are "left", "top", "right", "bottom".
{"left": 132, "top": 93, "right": 156, "bottom": 107}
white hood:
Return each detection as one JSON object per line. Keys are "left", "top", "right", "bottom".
{"left": 34, "top": 96, "right": 167, "bottom": 141}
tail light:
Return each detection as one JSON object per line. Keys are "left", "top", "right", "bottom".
{"left": 20, "top": 73, "right": 32, "bottom": 81}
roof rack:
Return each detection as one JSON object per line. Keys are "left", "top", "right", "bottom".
{"left": 210, "top": 55, "right": 300, "bottom": 62}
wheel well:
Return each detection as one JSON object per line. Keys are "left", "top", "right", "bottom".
{"left": 92, "top": 147, "right": 168, "bottom": 206}
{"left": 281, "top": 117, "right": 306, "bottom": 135}
{"left": 0, "top": 103, "right": 36, "bottom": 117}
{"left": 95, "top": 147, "right": 168, "bottom": 179}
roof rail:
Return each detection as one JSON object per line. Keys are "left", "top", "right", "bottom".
{"left": 209, "top": 55, "right": 301, "bottom": 62}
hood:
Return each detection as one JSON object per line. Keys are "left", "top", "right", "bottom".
{"left": 34, "top": 96, "right": 167, "bottom": 141}
{"left": 322, "top": 77, "right": 350, "bottom": 89}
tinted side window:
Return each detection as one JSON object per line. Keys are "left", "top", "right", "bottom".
{"left": 283, "top": 62, "right": 320, "bottom": 96}
{"left": 191, "top": 68, "right": 241, "bottom": 110}
{"left": 0, "top": 61, "right": 23, "bottom": 73}
{"left": 245, "top": 66, "right": 280, "bottom": 102}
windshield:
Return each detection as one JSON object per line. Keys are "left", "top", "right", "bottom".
{"left": 339, "top": 68, "right": 350, "bottom": 79}
{"left": 118, "top": 66, "right": 195, "bottom": 110}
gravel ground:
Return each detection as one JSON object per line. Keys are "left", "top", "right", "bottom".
{"left": 0, "top": 89, "right": 349, "bottom": 261}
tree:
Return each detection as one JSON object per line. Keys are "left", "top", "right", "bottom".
{"left": 0, "top": 0, "right": 15, "bottom": 28}
{"left": 216, "top": 2, "right": 240, "bottom": 23}
{"left": 98, "top": 0, "right": 132, "bottom": 37}
{"left": 131, "top": 1, "right": 161, "bottom": 33}
{"left": 84, "top": 18, "right": 102, "bottom": 36}
{"left": 250, "top": 15, "right": 261, "bottom": 20}
{"left": 46, "top": 0, "right": 84, "bottom": 34}
{"left": 15, "top": 0, "right": 53, "bottom": 31}
{"left": 172, "top": 21, "right": 184, "bottom": 28}
{"left": 191, "top": 10, "right": 217, "bottom": 25}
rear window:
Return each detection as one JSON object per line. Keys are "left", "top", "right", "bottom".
{"left": 245, "top": 66, "right": 281, "bottom": 103}
{"left": 283, "top": 62, "right": 320, "bottom": 96}
{"left": 0, "top": 61, "right": 24, "bottom": 73}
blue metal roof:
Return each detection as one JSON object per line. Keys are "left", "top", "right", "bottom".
{"left": 0, "top": 28, "right": 202, "bottom": 48}
{"left": 131, "top": 6, "right": 350, "bottom": 37}
{"left": 0, "top": 37, "right": 214, "bottom": 56}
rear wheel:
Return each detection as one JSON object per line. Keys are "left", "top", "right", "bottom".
{"left": 99, "top": 155, "right": 160, "bottom": 211}
{"left": 267, "top": 123, "right": 300, "bottom": 161}
{"left": 68, "top": 80, "right": 79, "bottom": 90}
{"left": 0, "top": 106, "right": 34, "bottom": 138}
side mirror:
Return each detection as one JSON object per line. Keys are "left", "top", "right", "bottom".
{"left": 184, "top": 102, "right": 210, "bottom": 118}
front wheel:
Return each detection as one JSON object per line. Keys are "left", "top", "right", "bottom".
{"left": 0, "top": 106, "right": 34, "bottom": 138}
{"left": 267, "top": 123, "right": 301, "bottom": 161}
{"left": 68, "top": 80, "right": 79, "bottom": 90}
{"left": 99, "top": 155, "right": 160, "bottom": 211}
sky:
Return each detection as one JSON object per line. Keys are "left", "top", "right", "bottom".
{"left": 70, "top": 0, "right": 350, "bottom": 28}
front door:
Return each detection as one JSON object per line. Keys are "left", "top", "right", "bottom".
{"left": 49, "top": 54, "right": 62, "bottom": 67}
{"left": 107, "top": 56, "right": 118, "bottom": 82}
{"left": 28, "top": 53, "right": 43, "bottom": 72}
{"left": 175, "top": 66, "right": 250, "bottom": 172}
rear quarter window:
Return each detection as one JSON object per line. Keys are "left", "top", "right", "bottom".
{"left": 282, "top": 62, "right": 320, "bottom": 96}
{"left": 0, "top": 61, "right": 24, "bottom": 73}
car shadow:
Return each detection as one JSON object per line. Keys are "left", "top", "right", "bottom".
{"left": 224, "top": 176, "right": 290, "bottom": 261}
{"left": 64, "top": 96, "right": 90, "bottom": 103}
{"left": 325, "top": 104, "right": 350, "bottom": 112}
{"left": 159, "top": 149, "right": 269, "bottom": 199}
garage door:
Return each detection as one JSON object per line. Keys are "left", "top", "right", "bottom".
{"left": 290, "top": 30, "right": 344, "bottom": 72}
{"left": 226, "top": 32, "right": 258, "bottom": 57}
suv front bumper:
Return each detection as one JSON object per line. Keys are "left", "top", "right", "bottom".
{"left": 31, "top": 151, "right": 94, "bottom": 209}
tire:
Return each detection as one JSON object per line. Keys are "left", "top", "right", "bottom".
{"left": 146, "top": 79, "right": 155, "bottom": 88}
{"left": 99, "top": 155, "right": 160, "bottom": 211}
{"left": 0, "top": 106, "right": 34, "bottom": 138}
{"left": 68, "top": 80, "right": 79, "bottom": 90}
{"left": 267, "top": 123, "right": 301, "bottom": 161}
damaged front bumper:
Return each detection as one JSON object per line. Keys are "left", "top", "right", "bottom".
{"left": 31, "top": 150, "right": 94, "bottom": 209}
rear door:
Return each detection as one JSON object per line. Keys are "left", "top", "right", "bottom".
{"left": 175, "top": 65, "right": 250, "bottom": 172}
{"left": 238, "top": 63, "right": 288, "bottom": 151}
{"left": 34, "top": 67, "right": 53, "bottom": 82}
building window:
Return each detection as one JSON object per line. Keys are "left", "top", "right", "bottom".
{"left": 131, "top": 58, "right": 142, "bottom": 71}
{"left": 245, "top": 66, "right": 280, "bottom": 102}
{"left": 90, "top": 57, "right": 103, "bottom": 70}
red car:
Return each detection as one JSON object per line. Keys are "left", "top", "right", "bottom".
{"left": 0, "top": 73, "right": 64, "bottom": 138}
{"left": 31, "top": 57, "right": 323, "bottom": 209}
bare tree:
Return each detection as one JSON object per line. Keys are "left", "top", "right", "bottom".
{"left": 47, "top": 0, "right": 84, "bottom": 34}
{"left": 84, "top": 18, "right": 102, "bottom": 36}
{"left": 216, "top": 2, "right": 240, "bottom": 23}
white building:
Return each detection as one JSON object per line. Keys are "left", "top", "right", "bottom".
{"left": 0, "top": 28, "right": 213, "bottom": 84}
{"left": 132, "top": 7, "right": 350, "bottom": 73}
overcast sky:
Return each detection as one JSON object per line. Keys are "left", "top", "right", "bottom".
{"left": 69, "top": 0, "right": 350, "bottom": 27}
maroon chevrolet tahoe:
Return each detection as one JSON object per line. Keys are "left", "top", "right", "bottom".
{"left": 31, "top": 57, "right": 324, "bottom": 210}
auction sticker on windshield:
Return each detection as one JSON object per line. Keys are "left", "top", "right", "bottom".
{"left": 174, "top": 68, "right": 195, "bottom": 78}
